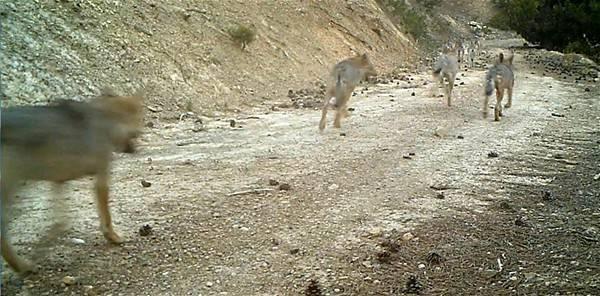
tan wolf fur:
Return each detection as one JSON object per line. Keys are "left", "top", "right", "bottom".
{"left": 1, "top": 88, "right": 144, "bottom": 274}
{"left": 483, "top": 52, "right": 515, "bottom": 121}
{"left": 432, "top": 48, "right": 459, "bottom": 106}
{"left": 318, "top": 53, "right": 377, "bottom": 131}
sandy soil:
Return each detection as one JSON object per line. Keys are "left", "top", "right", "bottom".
{"left": 2, "top": 41, "right": 599, "bottom": 296}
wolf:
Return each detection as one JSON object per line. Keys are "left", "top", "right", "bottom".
{"left": 483, "top": 52, "right": 515, "bottom": 121}
{"left": 318, "top": 53, "right": 377, "bottom": 131}
{"left": 1, "top": 88, "right": 145, "bottom": 274}
{"left": 456, "top": 40, "right": 465, "bottom": 63}
{"left": 432, "top": 50, "right": 459, "bottom": 106}
{"left": 467, "top": 44, "right": 476, "bottom": 68}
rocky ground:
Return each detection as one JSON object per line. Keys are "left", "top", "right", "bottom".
{"left": 2, "top": 38, "right": 599, "bottom": 295}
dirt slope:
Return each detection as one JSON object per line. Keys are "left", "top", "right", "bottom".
{"left": 1, "top": 0, "right": 414, "bottom": 120}
{"left": 2, "top": 38, "right": 598, "bottom": 295}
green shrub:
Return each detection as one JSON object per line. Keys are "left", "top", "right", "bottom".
{"left": 227, "top": 24, "right": 256, "bottom": 50}
{"left": 378, "top": 0, "right": 427, "bottom": 39}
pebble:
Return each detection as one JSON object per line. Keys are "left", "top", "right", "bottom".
{"left": 402, "top": 232, "right": 415, "bottom": 241}
{"left": 278, "top": 183, "right": 291, "bottom": 191}
{"left": 418, "top": 263, "right": 426, "bottom": 269}
{"left": 206, "top": 281, "right": 214, "bottom": 287}
{"left": 369, "top": 227, "right": 384, "bottom": 237}
{"left": 71, "top": 238, "right": 86, "bottom": 245}
{"left": 328, "top": 184, "right": 339, "bottom": 190}
{"left": 62, "top": 276, "right": 76, "bottom": 286}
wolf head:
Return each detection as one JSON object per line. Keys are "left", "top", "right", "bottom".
{"left": 359, "top": 53, "right": 378, "bottom": 78}
{"left": 496, "top": 52, "right": 514, "bottom": 65}
{"left": 92, "top": 88, "right": 145, "bottom": 154}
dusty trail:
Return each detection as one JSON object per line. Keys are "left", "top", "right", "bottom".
{"left": 2, "top": 43, "right": 598, "bottom": 295}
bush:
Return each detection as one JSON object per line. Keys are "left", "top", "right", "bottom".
{"left": 227, "top": 24, "right": 256, "bottom": 51}
{"left": 489, "top": 0, "right": 600, "bottom": 62}
{"left": 377, "top": 0, "right": 427, "bottom": 39}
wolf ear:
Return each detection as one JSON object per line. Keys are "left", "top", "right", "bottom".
{"left": 497, "top": 53, "right": 504, "bottom": 64}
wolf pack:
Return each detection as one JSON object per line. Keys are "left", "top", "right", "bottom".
{"left": 1, "top": 37, "right": 515, "bottom": 275}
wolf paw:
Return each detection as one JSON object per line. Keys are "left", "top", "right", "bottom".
{"left": 103, "top": 231, "right": 124, "bottom": 244}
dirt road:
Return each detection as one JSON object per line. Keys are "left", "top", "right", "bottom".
{"left": 2, "top": 43, "right": 599, "bottom": 295}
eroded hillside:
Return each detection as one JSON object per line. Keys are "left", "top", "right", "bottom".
{"left": 1, "top": 0, "right": 417, "bottom": 120}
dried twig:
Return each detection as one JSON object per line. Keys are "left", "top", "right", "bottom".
{"left": 227, "top": 188, "right": 274, "bottom": 196}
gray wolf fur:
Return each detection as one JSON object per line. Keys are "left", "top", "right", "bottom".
{"left": 432, "top": 52, "right": 459, "bottom": 106}
{"left": 319, "top": 53, "right": 377, "bottom": 131}
{"left": 1, "top": 89, "right": 144, "bottom": 274}
{"left": 483, "top": 52, "right": 515, "bottom": 121}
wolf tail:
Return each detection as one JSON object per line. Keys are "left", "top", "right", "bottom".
{"left": 432, "top": 61, "right": 442, "bottom": 77}
{"left": 484, "top": 68, "right": 496, "bottom": 96}
{"left": 333, "top": 73, "right": 345, "bottom": 107}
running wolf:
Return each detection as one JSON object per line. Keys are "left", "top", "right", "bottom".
{"left": 483, "top": 52, "right": 515, "bottom": 121}
{"left": 456, "top": 40, "right": 465, "bottom": 63}
{"left": 432, "top": 50, "right": 459, "bottom": 106}
{"left": 466, "top": 44, "right": 476, "bottom": 68}
{"left": 318, "top": 53, "right": 377, "bottom": 131}
{"left": 1, "top": 89, "right": 145, "bottom": 274}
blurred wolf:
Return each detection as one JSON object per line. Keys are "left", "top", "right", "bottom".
{"left": 466, "top": 44, "right": 476, "bottom": 68}
{"left": 483, "top": 52, "right": 515, "bottom": 121}
{"left": 1, "top": 88, "right": 144, "bottom": 274}
{"left": 456, "top": 40, "right": 465, "bottom": 63}
{"left": 432, "top": 49, "right": 459, "bottom": 106}
{"left": 319, "top": 53, "right": 377, "bottom": 131}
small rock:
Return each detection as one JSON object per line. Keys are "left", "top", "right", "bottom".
{"left": 418, "top": 263, "right": 426, "bottom": 269}
{"left": 457, "top": 135, "right": 464, "bottom": 139}
{"left": 369, "top": 227, "right": 384, "bottom": 237}
{"left": 71, "top": 238, "right": 86, "bottom": 245}
{"left": 205, "top": 281, "right": 214, "bottom": 288}
{"left": 515, "top": 216, "right": 528, "bottom": 227}
{"left": 145, "top": 121, "right": 154, "bottom": 128}
{"left": 348, "top": 107, "right": 355, "bottom": 111}
{"left": 488, "top": 151, "right": 499, "bottom": 158}
{"left": 402, "top": 232, "right": 415, "bottom": 241}
{"left": 278, "top": 183, "right": 291, "bottom": 191}
{"left": 435, "top": 192, "right": 445, "bottom": 199}
{"left": 290, "top": 248, "right": 300, "bottom": 255}
{"left": 541, "top": 190, "right": 553, "bottom": 201}
{"left": 268, "top": 179, "right": 279, "bottom": 186}
{"left": 403, "top": 275, "right": 423, "bottom": 294}
{"left": 584, "top": 87, "right": 590, "bottom": 92}
{"left": 83, "top": 285, "right": 94, "bottom": 294}
{"left": 229, "top": 119, "right": 236, "bottom": 127}
{"left": 328, "top": 183, "right": 339, "bottom": 190}
{"left": 141, "top": 180, "right": 152, "bottom": 188}
{"left": 426, "top": 251, "right": 444, "bottom": 265}
{"left": 62, "top": 276, "right": 76, "bottom": 286}
{"left": 139, "top": 224, "right": 153, "bottom": 236}
{"left": 551, "top": 112, "right": 565, "bottom": 118}
{"left": 403, "top": 155, "right": 412, "bottom": 159}
{"left": 460, "top": 82, "right": 465, "bottom": 85}
{"left": 411, "top": 92, "right": 416, "bottom": 96}
{"left": 408, "top": 152, "right": 415, "bottom": 156}
{"left": 340, "top": 132, "right": 347, "bottom": 136}
{"left": 305, "top": 279, "right": 322, "bottom": 296}
{"left": 212, "top": 212, "right": 221, "bottom": 218}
